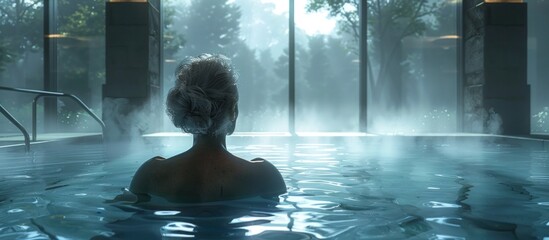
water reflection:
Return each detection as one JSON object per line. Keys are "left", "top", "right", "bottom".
{"left": 100, "top": 198, "right": 302, "bottom": 239}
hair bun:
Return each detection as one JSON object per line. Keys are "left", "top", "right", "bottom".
{"left": 182, "top": 85, "right": 214, "bottom": 133}
{"left": 166, "top": 85, "right": 214, "bottom": 134}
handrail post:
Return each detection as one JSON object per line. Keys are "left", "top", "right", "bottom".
{"left": 32, "top": 94, "right": 43, "bottom": 142}
{"left": 0, "top": 103, "right": 31, "bottom": 152}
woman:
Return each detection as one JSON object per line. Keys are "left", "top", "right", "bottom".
{"left": 129, "top": 54, "right": 286, "bottom": 203}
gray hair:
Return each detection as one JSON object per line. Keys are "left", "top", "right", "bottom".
{"left": 166, "top": 54, "right": 238, "bottom": 135}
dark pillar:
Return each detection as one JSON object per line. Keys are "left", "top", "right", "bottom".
{"left": 103, "top": 0, "right": 162, "bottom": 140}
{"left": 359, "top": 0, "right": 368, "bottom": 132}
{"left": 43, "top": 0, "right": 58, "bottom": 132}
{"left": 462, "top": 1, "right": 529, "bottom": 135}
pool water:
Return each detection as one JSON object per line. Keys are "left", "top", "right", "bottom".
{"left": 0, "top": 137, "right": 548, "bottom": 239}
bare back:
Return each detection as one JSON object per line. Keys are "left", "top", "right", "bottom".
{"left": 129, "top": 148, "right": 286, "bottom": 203}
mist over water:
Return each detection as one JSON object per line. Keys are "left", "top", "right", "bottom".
{"left": 2, "top": 135, "right": 547, "bottom": 239}
{"left": 159, "top": 0, "right": 463, "bottom": 134}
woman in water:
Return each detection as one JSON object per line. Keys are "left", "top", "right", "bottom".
{"left": 128, "top": 54, "right": 286, "bottom": 203}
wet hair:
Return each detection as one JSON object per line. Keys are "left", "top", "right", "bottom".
{"left": 166, "top": 54, "right": 238, "bottom": 135}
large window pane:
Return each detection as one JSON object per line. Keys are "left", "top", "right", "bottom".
{"left": 162, "top": 0, "right": 289, "bottom": 132}
{"left": 367, "top": 0, "right": 458, "bottom": 133}
{"left": 56, "top": 0, "right": 105, "bottom": 132}
{"left": 0, "top": 1, "right": 43, "bottom": 135}
{"left": 297, "top": 0, "right": 359, "bottom": 132}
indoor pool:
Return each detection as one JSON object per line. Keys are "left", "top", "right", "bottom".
{"left": 1, "top": 136, "right": 549, "bottom": 239}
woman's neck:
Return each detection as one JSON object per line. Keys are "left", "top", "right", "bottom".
{"left": 192, "top": 134, "right": 227, "bottom": 150}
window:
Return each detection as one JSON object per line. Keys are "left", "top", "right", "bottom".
{"left": 295, "top": 0, "right": 359, "bottom": 132}
{"left": 162, "top": 0, "right": 289, "bottom": 132}
{"left": 0, "top": 1, "right": 44, "bottom": 134}
{"left": 367, "top": 0, "right": 458, "bottom": 133}
{"left": 55, "top": 0, "right": 105, "bottom": 132}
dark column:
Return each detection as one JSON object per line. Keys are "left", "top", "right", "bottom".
{"left": 359, "top": 0, "right": 368, "bottom": 132}
{"left": 43, "top": 0, "right": 58, "bottom": 132}
{"left": 462, "top": 1, "right": 529, "bottom": 135}
{"left": 484, "top": 3, "right": 529, "bottom": 135}
{"left": 103, "top": 0, "right": 162, "bottom": 140}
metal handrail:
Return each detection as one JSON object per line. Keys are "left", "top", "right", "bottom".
{"left": 0, "top": 86, "right": 105, "bottom": 142}
{"left": 0, "top": 103, "right": 31, "bottom": 152}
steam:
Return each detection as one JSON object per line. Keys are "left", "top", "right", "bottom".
{"left": 486, "top": 108, "right": 503, "bottom": 135}
{"left": 102, "top": 98, "right": 153, "bottom": 145}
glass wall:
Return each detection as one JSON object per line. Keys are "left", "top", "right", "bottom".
{"left": 366, "top": 0, "right": 458, "bottom": 133}
{"left": 162, "top": 0, "right": 289, "bottom": 132}
{"left": 527, "top": 0, "right": 549, "bottom": 134}
{"left": 296, "top": 0, "right": 359, "bottom": 132}
{"left": 0, "top": 0, "right": 463, "bottom": 136}
{"left": 0, "top": 1, "right": 105, "bottom": 137}
{"left": 55, "top": 0, "right": 105, "bottom": 132}
{"left": 162, "top": 0, "right": 461, "bottom": 133}
{"left": 0, "top": 1, "right": 44, "bottom": 135}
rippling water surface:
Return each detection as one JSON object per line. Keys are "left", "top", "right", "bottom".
{"left": 0, "top": 137, "right": 548, "bottom": 239}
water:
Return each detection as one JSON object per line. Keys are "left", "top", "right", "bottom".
{"left": 0, "top": 137, "right": 548, "bottom": 239}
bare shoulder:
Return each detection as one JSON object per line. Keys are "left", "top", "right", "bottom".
{"left": 250, "top": 158, "right": 278, "bottom": 171}
{"left": 137, "top": 156, "right": 166, "bottom": 172}
{"left": 249, "top": 158, "right": 287, "bottom": 196}
{"left": 129, "top": 156, "right": 166, "bottom": 195}
{"left": 250, "top": 157, "right": 267, "bottom": 163}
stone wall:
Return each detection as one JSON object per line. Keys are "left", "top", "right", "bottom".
{"left": 463, "top": 1, "right": 486, "bottom": 132}
{"left": 462, "top": 1, "right": 530, "bottom": 135}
